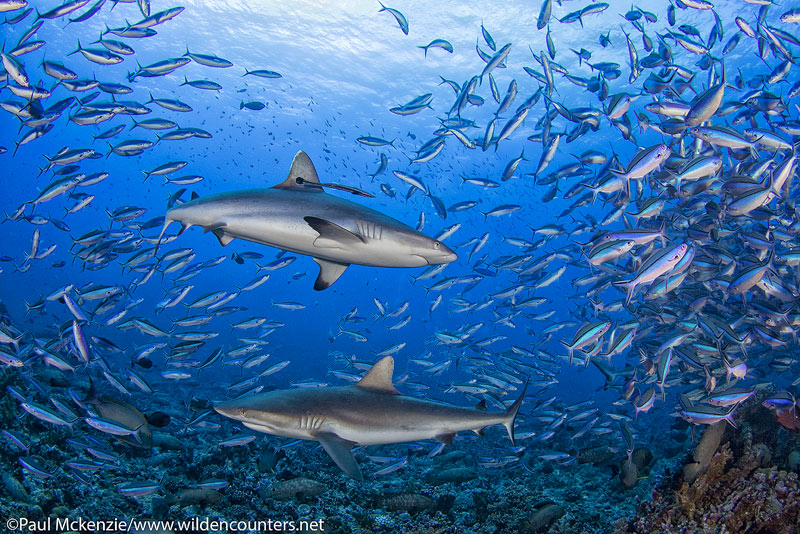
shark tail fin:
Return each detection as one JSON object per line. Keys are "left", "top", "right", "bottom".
{"left": 504, "top": 380, "right": 527, "bottom": 446}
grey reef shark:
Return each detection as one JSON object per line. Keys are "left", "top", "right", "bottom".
{"left": 158, "top": 150, "right": 457, "bottom": 289}
{"left": 214, "top": 356, "right": 527, "bottom": 480}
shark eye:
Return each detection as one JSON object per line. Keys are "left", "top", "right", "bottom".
{"left": 238, "top": 408, "right": 246, "bottom": 416}
{"left": 433, "top": 241, "right": 441, "bottom": 250}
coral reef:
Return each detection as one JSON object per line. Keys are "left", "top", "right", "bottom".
{"left": 620, "top": 399, "right": 800, "bottom": 534}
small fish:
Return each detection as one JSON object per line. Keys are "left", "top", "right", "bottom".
{"left": 219, "top": 434, "right": 256, "bottom": 447}
{"left": 418, "top": 39, "right": 452, "bottom": 56}
{"left": 378, "top": 1, "right": 408, "bottom": 35}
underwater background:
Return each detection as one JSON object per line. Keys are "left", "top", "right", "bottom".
{"left": 2, "top": 0, "right": 800, "bottom": 532}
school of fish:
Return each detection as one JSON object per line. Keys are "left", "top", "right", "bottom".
{"left": 1, "top": 0, "right": 800, "bottom": 501}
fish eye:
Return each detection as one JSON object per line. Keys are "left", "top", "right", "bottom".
{"left": 238, "top": 408, "right": 247, "bottom": 416}
{"left": 433, "top": 241, "right": 441, "bottom": 249}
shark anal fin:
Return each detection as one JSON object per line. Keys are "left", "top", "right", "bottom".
{"left": 304, "top": 216, "right": 365, "bottom": 248}
{"left": 356, "top": 356, "right": 400, "bottom": 394}
{"left": 274, "top": 150, "right": 321, "bottom": 190}
{"left": 315, "top": 432, "right": 362, "bottom": 481}
{"left": 435, "top": 433, "right": 456, "bottom": 446}
{"left": 210, "top": 227, "right": 234, "bottom": 246}
{"left": 312, "top": 258, "right": 349, "bottom": 291}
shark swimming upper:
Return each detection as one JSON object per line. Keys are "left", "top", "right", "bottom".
{"left": 159, "top": 151, "right": 457, "bottom": 290}
{"left": 214, "top": 356, "right": 526, "bottom": 480}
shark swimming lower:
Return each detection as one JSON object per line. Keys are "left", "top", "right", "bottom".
{"left": 158, "top": 151, "right": 457, "bottom": 290}
{"left": 214, "top": 356, "right": 526, "bottom": 480}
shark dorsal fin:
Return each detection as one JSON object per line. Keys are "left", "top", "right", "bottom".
{"left": 273, "top": 150, "right": 320, "bottom": 190}
{"left": 356, "top": 356, "right": 400, "bottom": 394}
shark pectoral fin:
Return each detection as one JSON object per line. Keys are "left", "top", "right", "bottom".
{"left": 315, "top": 432, "right": 362, "bottom": 481}
{"left": 312, "top": 258, "right": 349, "bottom": 291}
{"left": 304, "top": 216, "right": 364, "bottom": 249}
{"left": 435, "top": 433, "right": 456, "bottom": 446}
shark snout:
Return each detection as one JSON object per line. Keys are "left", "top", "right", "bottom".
{"left": 429, "top": 242, "right": 458, "bottom": 265}
{"left": 213, "top": 400, "right": 241, "bottom": 420}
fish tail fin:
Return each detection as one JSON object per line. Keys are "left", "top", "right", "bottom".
{"left": 560, "top": 340, "right": 574, "bottom": 365}
{"left": 82, "top": 377, "right": 99, "bottom": 405}
{"left": 504, "top": 380, "right": 527, "bottom": 446}
{"left": 724, "top": 410, "right": 737, "bottom": 429}
{"left": 612, "top": 279, "right": 634, "bottom": 306}
{"left": 153, "top": 216, "right": 175, "bottom": 258}
{"left": 68, "top": 39, "right": 81, "bottom": 56}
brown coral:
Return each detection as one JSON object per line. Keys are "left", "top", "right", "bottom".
{"left": 619, "top": 442, "right": 800, "bottom": 534}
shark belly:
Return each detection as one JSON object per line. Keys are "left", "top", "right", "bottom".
{"left": 205, "top": 191, "right": 429, "bottom": 268}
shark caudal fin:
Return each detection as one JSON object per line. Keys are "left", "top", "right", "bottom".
{"left": 273, "top": 150, "right": 321, "bottom": 190}
{"left": 504, "top": 380, "right": 527, "bottom": 446}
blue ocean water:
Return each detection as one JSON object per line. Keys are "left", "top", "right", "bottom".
{"left": 2, "top": 0, "right": 800, "bottom": 532}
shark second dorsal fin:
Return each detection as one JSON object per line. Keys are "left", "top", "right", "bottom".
{"left": 356, "top": 356, "right": 400, "bottom": 394}
{"left": 273, "top": 150, "right": 320, "bottom": 190}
